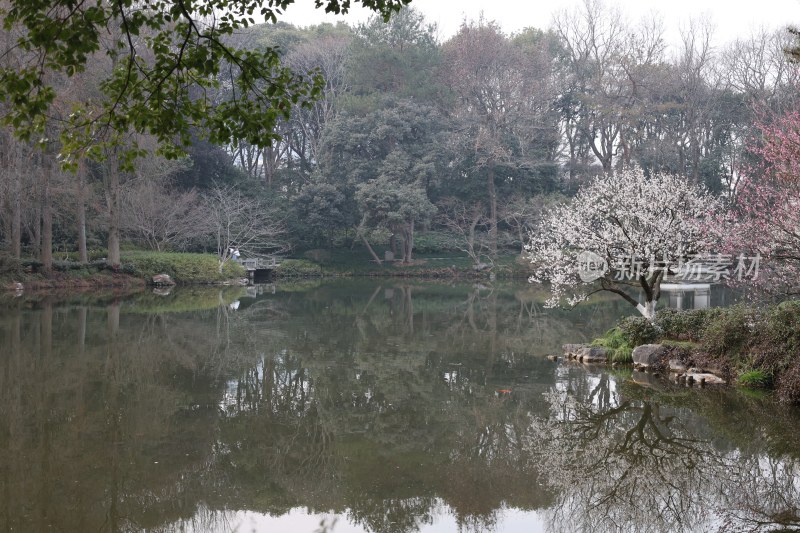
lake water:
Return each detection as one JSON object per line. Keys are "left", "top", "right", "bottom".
{"left": 1, "top": 280, "right": 798, "bottom": 533}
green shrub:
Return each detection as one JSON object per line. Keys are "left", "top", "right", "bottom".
{"left": 52, "top": 260, "right": 99, "bottom": 272}
{"left": 54, "top": 249, "right": 108, "bottom": 262}
{"left": 749, "top": 300, "right": 800, "bottom": 374}
{"left": 274, "top": 259, "right": 323, "bottom": 277}
{"left": 738, "top": 369, "right": 772, "bottom": 389}
{"left": 303, "top": 249, "right": 333, "bottom": 263}
{"left": 777, "top": 361, "right": 800, "bottom": 404}
{"left": 0, "top": 254, "right": 23, "bottom": 278}
{"left": 52, "top": 260, "right": 70, "bottom": 272}
{"left": 701, "top": 305, "right": 754, "bottom": 359}
{"left": 656, "top": 307, "right": 722, "bottom": 341}
{"left": 611, "top": 344, "right": 633, "bottom": 363}
{"left": 660, "top": 339, "right": 701, "bottom": 350}
{"left": 591, "top": 328, "right": 633, "bottom": 363}
{"left": 20, "top": 258, "right": 43, "bottom": 270}
{"left": 617, "top": 316, "right": 661, "bottom": 346}
{"left": 121, "top": 252, "right": 245, "bottom": 283}
{"left": 762, "top": 300, "right": 800, "bottom": 357}
{"left": 411, "top": 231, "right": 462, "bottom": 254}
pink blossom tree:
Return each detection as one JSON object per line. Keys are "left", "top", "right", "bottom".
{"left": 711, "top": 179, "right": 800, "bottom": 296}
{"left": 711, "top": 105, "right": 800, "bottom": 296}
{"left": 750, "top": 108, "right": 800, "bottom": 184}
{"left": 526, "top": 167, "right": 718, "bottom": 319}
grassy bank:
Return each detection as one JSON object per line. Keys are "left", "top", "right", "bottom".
{"left": 0, "top": 254, "right": 143, "bottom": 289}
{"left": 278, "top": 249, "right": 532, "bottom": 279}
{"left": 1, "top": 251, "right": 246, "bottom": 289}
{"left": 590, "top": 301, "right": 800, "bottom": 403}
{"left": 3, "top": 248, "right": 529, "bottom": 289}
{"left": 121, "top": 251, "right": 245, "bottom": 283}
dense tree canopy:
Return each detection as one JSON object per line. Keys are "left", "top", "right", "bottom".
{"left": 1, "top": 0, "right": 799, "bottom": 285}
{"left": 0, "top": 0, "right": 411, "bottom": 166}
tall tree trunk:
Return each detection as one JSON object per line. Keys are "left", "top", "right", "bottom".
{"left": 105, "top": 160, "right": 121, "bottom": 267}
{"left": 488, "top": 291, "right": 497, "bottom": 363}
{"left": 355, "top": 215, "right": 382, "bottom": 265}
{"left": 468, "top": 213, "right": 478, "bottom": 264}
{"left": 398, "top": 237, "right": 406, "bottom": 262}
{"left": 263, "top": 146, "right": 273, "bottom": 189}
{"left": 11, "top": 171, "right": 21, "bottom": 259}
{"left": 77, "top": 160, "right": 88, "bottom": 263}
{"left": 40, "top": 165, "right": 53, "bottom": 274}
{"left": 487, "top": 166, "right": 498, "bottom": 259}
{"left": 691, "top": 139, "right": 701, "bottom": 185}
{"left": 360, "top": 233, "right": 382, "bottom": 265}
{"left": 620, "top": 129, "right": 631, "bottom": 166}
{"left": 1, "top": 202, "right": 10, "bottom": 253}
{"left": 31, "top": 205, "right": 41, "bottom": 258}
{"left": 405, "top": 220, "right": 414, "bottom": 263}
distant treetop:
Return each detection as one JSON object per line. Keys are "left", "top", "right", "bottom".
{"left": 0, "top": 0, "right": 411, "bottom": 169}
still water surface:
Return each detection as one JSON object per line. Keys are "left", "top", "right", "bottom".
{"left": 0, "top": 280, "right": 798, "bottom": 533}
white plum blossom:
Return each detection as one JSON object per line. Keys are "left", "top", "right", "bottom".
{"left": 525, "top": 167, "right": 719, "bottom": 319}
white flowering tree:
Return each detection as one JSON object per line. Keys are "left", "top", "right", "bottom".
{"left": 526, "top": 168, "right": 718, "bottom": 320}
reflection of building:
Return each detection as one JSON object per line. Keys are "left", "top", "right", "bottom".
{"left": 246, "top": 284, "right": 276, "bottom": 298}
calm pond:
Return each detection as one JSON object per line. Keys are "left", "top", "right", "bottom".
{"left": 0, "top": 280, "right": 798, "bottom": 533}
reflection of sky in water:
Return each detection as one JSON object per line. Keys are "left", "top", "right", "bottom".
{"left": 170, "top": 505, "right": 547, "bottom": 533}
{"left": 0, "top": 280, "right": 794, "bottom": 533}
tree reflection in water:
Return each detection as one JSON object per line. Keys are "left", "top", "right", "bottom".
{"left": 533, "top": 386, "right": 721, "bottom": 531}
{"left": 0, "top": 281, "right": 799, "bottom": 533}
{"left": 534, "top": 372, "right": 800, "bottom": 533}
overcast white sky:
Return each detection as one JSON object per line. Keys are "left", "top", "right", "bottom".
{"left": 277, "top": 0, "right": 800, "bottom": 48}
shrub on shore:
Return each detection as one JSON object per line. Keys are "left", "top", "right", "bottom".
{"left": 700, "top": 305, "right": 756, "bottom": 360}
{"left": 54, "top": 249, "right": 109, "bottom": 262}
{"left": 738, "top": 369, "right": 773, "bottom": 389}
{"left": 617, "top": 316, "right": 661, "bottom": 346}
{"left": 274, "top": 259, "right": 323, "bottom": 277}
{"left": 655, "top": 308, "right": 722, "bottom": 341}
{"left": 598, "top": 301, "right": 800, "bottom": 402}
{"left": 591, "top": 328, "right": 634, "bottom": 363}
{"left": 590, "top": 317, "right": 661, "bottom": 363}
{"left": 122, "top": 252, "right": 245, "bottom": 283}
{"left": 0, "top": 254, "right": 23, "bottom": 278}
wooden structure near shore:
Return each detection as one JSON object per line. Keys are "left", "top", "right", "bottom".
{"left": 240, "top": 257, "right": 281, "bottom": 281}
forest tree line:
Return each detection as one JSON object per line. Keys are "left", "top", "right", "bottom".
{"left": 0, "top": 1, "right": 797, "bottom": 269}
